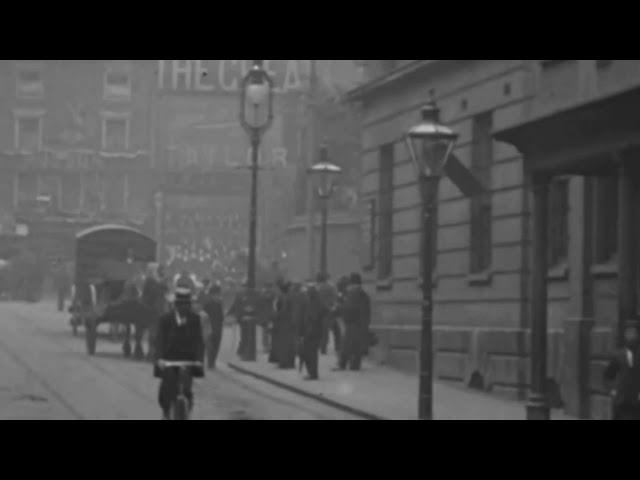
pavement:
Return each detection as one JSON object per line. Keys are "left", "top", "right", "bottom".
{"left": 0, "top": 301, "right": 361, "bottom": 420}
{"left": 228, "top": 333, "right": 578, "bottom": 421}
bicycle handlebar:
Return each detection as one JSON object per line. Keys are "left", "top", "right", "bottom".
{"left": 158, "top": 360, "right": 203, "bottom": 369}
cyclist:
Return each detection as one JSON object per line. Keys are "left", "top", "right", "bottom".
{"left": 154, "top": 284, "right": 205, "bottom": 420}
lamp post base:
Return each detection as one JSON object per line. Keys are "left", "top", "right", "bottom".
{"left": 526, "top": 396, "right": 551, "bottom": 420}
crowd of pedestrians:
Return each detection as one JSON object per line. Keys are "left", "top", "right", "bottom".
{"left": 227, "top": 272, "right": 373, "bottom": 381}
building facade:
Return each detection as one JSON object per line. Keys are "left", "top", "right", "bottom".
{"left": 154, "top": 60, "right": 313, "bottom": 282}
{"left": 284, "top": 60, "right": 365, "bottom": 282}
{"left": 347, "top": 60, "right": 640, "bottom": 419}
{"left": 0, "top": 60, "right": 157, "bottom": 261}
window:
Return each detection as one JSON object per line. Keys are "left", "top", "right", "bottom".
{"left": 14, "top": 113, "right": 43, "bottom": 151}
{"left": 548, "top": 178, "right": 569, "bottom": 268}
{"left": 362, "top": 199, "right": 376, "bottom": 272}
{"left": 593, "top": 175, "right": 618, "bottom": 264}
{"left": 104, "top": 69, "right": 132, "bottom": 101}
{"left": 17, "top": 173, "right": 37, "bottom": 207}
{"left": 16, "top": 66, "right": 44, "bottom": 98}
{"left": 469, "top": 112, "right": 493, "bottom": 274}
{"left": 102, "top": 115, "right": 129, "bottom": 151}
{"left": 377, "top": 143, "right": 394, "bottom": 281}
{"left": 37, "top": 174, "right": 61, "bottom": 211}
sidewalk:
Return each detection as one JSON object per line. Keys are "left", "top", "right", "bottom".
{"left": 227, "top": 346, "right": 578, "bottom": 421}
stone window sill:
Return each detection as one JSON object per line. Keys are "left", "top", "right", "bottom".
{"left": 376, "top": 278, "right": 393, "bottom": 291}
{"left": 591, "top": 260, "right": 618, "bottom": 278}
{"left": 467, "top": 269, "right": 493, "bottom": 286}
{"left": 548, "top": 261, "right": 569, "bottom": 282}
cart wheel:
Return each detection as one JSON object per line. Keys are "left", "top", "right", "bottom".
{"left": 85, "top": 318, "right": 97, "bottom": 356}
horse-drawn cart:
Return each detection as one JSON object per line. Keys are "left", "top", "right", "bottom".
{"left": 69, "top": 224, "right": 156, "bottom": 357}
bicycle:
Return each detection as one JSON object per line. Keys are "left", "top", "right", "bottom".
{"left": 158, "top": 360, "right": 203, "bottom": 420}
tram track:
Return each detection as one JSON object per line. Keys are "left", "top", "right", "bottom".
{"left": 2, "top": 303, "right": 359, "bottom": 420}
{"left": 0, "top": 334, "right": 86, "bottom": 420}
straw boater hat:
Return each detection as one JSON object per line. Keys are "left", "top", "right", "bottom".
{"left": 174, "top": 287, "right": 192, "bottom": 304}
{"left": 174, "top": 277, "right": 193, "bottom": 304}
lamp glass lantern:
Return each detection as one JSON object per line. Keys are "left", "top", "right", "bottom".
{"left": 308, "top": 146, "right": 342, "bottom": 199}
{"left": 405, "top": 102, "right": 458, "bottom": 179}
{"left": 240, "top": 60, "right": 274, "bottom": 131}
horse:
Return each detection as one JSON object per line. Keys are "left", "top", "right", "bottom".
{"left": 97, "top": 282, "right": 156, "bottom": 360}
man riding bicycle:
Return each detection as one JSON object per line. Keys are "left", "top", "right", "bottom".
{"left": 154, "top": 284, "right": 205, "bottom": 420}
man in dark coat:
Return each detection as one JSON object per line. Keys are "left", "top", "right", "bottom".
{"left": 278, "top": 282, "right": 306, "bottom": 370}
{"left": 154, "top": 287, "right": 205, "bottom": 420}
{"left": 53, "top": 258, "right": 71, "bottom": 312}
{"left": 335, "top": 273, "right": 371, "bottom": 371}
{"left": 200, "top": 282, "right": 225, "bottom": 370}
{"left": 269, "top": 280, "right": 289, "bottom": 364}
{"left": 142, "top": 264, "right": 165, "bottom": 359}
{"left": 300, "top": 285, "right": 327, "bottom": 380}
{"left": 316, "top": 273, "right": 338, "bottom": 355}
{"left": 603, "top": 321, "right": 640, "bottom": 420}
{"left": 227, "top": 283, "right": 250, "bottom": 359}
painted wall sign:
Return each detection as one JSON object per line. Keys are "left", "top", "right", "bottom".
{"left": 157, "top": 60, "right": 308, "bottom": 94}
{"left": 157, "top": 95, "right": 289, "bottom": 172}
{"left": 1, "top": 151, "right": 149, "bottom": 172}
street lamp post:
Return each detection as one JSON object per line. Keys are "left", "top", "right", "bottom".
{"left": 405, "top": 100, "right": 458, "bottom": 420}
{"left": 239, "top": 60, "right": 274, "bottom": 362}
{"left": 154, "top": 191, "right": 164, "bottom": 264}
{"left": 308, "top": 144, "right": 342, "bottom": 279}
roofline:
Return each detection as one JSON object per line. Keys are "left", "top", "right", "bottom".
{"left": 344, "top": 61, "right": 441, "bottom": 102}
{"left": 76, "top": 224, "right": 148, "bottom": 240}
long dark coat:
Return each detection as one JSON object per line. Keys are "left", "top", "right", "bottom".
{"left": 153, "top": 309, "right": 205, "bottom": 379}
{"left": 275, "top": 292, "right": 298, "bottom": 369}
{"left": 340, "top": 287, "right": 371, "bottom": 359}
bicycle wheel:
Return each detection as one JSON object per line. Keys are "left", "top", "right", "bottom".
{"left": 174, "top": 396, "right": 189, "bottom": 421}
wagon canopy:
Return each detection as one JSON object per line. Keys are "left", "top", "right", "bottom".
{"left": 75, "top": 224, "right": 156, "bottom": 282}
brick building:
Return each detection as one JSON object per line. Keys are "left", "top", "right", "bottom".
{"left": 347, "top": 60, "right": 640, "bottom": 419}
{"left": 0, "top": 60, "right": 157, "bottom": 260}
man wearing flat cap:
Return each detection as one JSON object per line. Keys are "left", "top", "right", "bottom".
{"left": 603, "top": 320, "right": 640, "bottom": 420}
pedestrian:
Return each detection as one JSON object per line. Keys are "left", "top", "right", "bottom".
{"left": 53, "top": 257, "right": 70, "bottom": 312}
{"left": 273, "top": 280, "right": 296, "bottom": 369}
{"left": 316, "top": 273, "right": 339, "bottom": 355}
{"left": 156, "top": 264, "right": 170, "bottom": 314}
{"left": 227, "top": 282, "right": 249, "bottom": 359}
{"left": 335, "top": 273, "right": 371, "bottom": 371}
{"left": 200, "top": 282, "right": 225, "bottom": 370}
{"left": 269, "top": 280, "right": 288, "bottom": 364}
{"left": 257, "top": 285, "right": 275, "bottom": 354}
{"left": 603, "top": 321, "right": 640, "bottom": 420}
{"left": 300, "top": 284, "right": 327, "bottom": 380}
{"left": 142, "top": 264, "right": 166, "bottom": 361}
